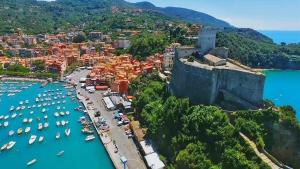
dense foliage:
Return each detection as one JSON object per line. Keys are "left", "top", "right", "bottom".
{"left": 130, "top": 73, "right": 270, "bottom": 169}
{"left": 0, "top": 64, "right": 58, "bottom": 79}
{"left": 217, "top": 32, "right": 300, "bottom": 69}
{"left": 129, "top": 32, "right": 168, "bottom": 60}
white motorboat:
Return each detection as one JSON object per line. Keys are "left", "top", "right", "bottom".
{"left": 4, "top": 115, "right": 9, "bottom": 120}
{"left": 9, "top": 106, "right": 14, "bottom": 111}
{"left": 44, "top": 122, "right": 49, "bottom": 128}
{"left": 54, "top": 112, "right": 59, "bottom": 117}
{"left": 56, "top": 121, "right": 61, "bottom": 127}
{"left": 6, "top": 141, "right": 16, "bottom": 150}
{"left": 11, "top": 113, "right": 17, "bottom": 119}
{"left": 30, "top": 111, "right": 34, "bottom": 114}
{"left": 8, "top": 130, "right": 15, "bottom": 136}
{"left": 19, "top": 101, "right": 24, "bottom": 105}
{"left": 66, "top": 111, "right": 70, "bottom": 115}
{"left": 29, "top": 135, "right": 37, "bottom": 145}
{"left": 16, "top": 106, "right": 21, "bottom": 111}
{"left": 1, "top": 144, "right": 7, "bottom": 151}
{"left": 38, "top": 123, "right": 43, "bottom": 130}
{"left": 0, "top": 115, "right": 3, "bottom": 120}
{"left": 85, "top": 135, "right": 95, "bottom": 141}
{"left": 65, "top": 128, "right": 71, "bottom": 136}
{"left": 25, "top": 127, "right": 31, "bottom": 133}
{"left": 23, "top": 118, "right": 28, "bottom": 123}
{"left": 27, "top": 159, "right": 37, "bottom": 166}
{"left": 61, "top": 120, "right": 66, "bottom": 126}
{"left": 21, "top": 106, "right": 25, "bottom": 110}
{"left": 42, "top": 108, "right": 46, "bottom": 113}
{"left": 56, "top": 132, "right": 60, "bottom": 139}
{"left": 44, "top": 115, "right": 48, "bottom": 119}
{"left": 60, "top": 112, "right": 65, "bottom": 116}
{"left": 25, "top": 100, "right": 29, "bottom": 104}
{"left": 28, "top": 118, "right": 33, "bottom": 123}
{"left": 38, "top": 136, "right": 44, "bottom": 142}
{"left": 56, "top": 150, "right": 64, "bottom": 156}
{"left": 4, "top": 121, "right": 9, "bottom": 127}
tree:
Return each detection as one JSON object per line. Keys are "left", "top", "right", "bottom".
{"left": 175, "top": 143, "right": 219, "bottom": 169}
{"left": 73, "top": 34, "right": 86, "bottom": 43}
{"left": 32, "top": 60, "right": 45, "bottom": 71}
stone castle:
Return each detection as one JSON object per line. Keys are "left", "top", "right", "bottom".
{"left": 170, "top": 27, "right": 265, "bottom": 110}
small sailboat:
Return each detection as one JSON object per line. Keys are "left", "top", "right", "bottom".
{"left": 56, "top": 150, "right": 64, "bottom": 156}
{"left": 29, "top": 135, "right": 37, "bottom": 145}
{"left": 85, "top": 135, "right": 95, "bottom": 141}
{"left": 6, "top": 141, "right": 16, "bottom": 150}
{"left": 38, "top": 136, "right": 44, "bottom": 143}
{"left": 8, "top": 130, "right": 15, "bottom": 136}
{"left": 44, "top": 122, "right": 49, "bottom": 128}
{"left": 17, "top": 128, "right": 23, "bottom": 135}
{"left": 38, "top": 123, "right": 43, "bottom": 130}
{"left": 25, "top": 127, "right": 31, "bottom": 133}
{"left": 27, "top": 159, "right": 37, "bottom": 166}
{"left": 56, "top": 132, "right": 60, "bottom": 139}
{"left": 65, "top": 128, "right": 71, "bottom": 136}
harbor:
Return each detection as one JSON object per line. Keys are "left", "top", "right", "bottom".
{"left": 0, "top": 80, "right": 114, "bottom": 169}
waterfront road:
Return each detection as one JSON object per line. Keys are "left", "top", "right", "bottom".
{"left": 67, "top": 69, "right": 147, "bottom": 169}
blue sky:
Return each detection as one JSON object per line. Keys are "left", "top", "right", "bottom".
{"left": 126, "top": 0, "right": 300, "bottom": 30}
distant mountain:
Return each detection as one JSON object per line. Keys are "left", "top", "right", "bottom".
{"left": 133, "top": 1, "right": 232, "bottom": 28}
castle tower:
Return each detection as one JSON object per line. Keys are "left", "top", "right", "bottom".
{"left": 197, "top": 27, "right": 218, "bottom": 55}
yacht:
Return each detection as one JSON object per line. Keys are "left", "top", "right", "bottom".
{"left": 85, "top": 135, "right": 95, "bottom": 141}
{"left": 27, "top": 159, "right": 37, "bottom": 166}
{"left": 17, "top": 128, "right": 23, "bottom": 135}
{"left": 6, "top": 141, "right": 16, "bottom": 150}
{"left": 25, "top": 127, "right": 31, "bottom": 133}
{"left": 56, "top": 132, "right": 60, "bottom": 139}
{"left": 29, "top": 135, "right": 37, "bottom": 145}
{"left": 65, "top": 128, "right": 71, "bottom": 136}
{"left": 38, "top": 136, "right": 44, "bottom": 143}
{"left": 38, "top": 123, "right": 43, "bottom": 130}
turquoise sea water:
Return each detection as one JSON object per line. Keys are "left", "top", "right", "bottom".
{"left": 259, "top": 30, "right": 300, "bottom": 44}
{"left": 264, "top": 70, "right": 300, "bottom": 119}
{"left": 0, "top": 81, "right": 114, "bottom": 169}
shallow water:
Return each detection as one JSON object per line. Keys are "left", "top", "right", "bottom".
{"left": 0, "top": 81, "right": 114, "bottom": 169}
{"left": 264, "top": 70, "right": 300, "bottom": 120}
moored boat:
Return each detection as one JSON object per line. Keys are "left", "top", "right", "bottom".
{"left": 29, "top": 135, "right": 37, "bottom": 145}
{"left": 38, "top": 123, "right": 43, "bottom": 130}
{"left": 27, "top": 159, "right": 37, "bottom": 166}
{"left": 38, "top": 136, "right": 44, "bottom": 143}
{"left": 4, "top": 121, "right": 9, "bottom": 127}
{"left": 11, "top": 113, "right": 17, "bottom": 119}
{"left": 25, "top": 127, "right": 31, "bottom": 133}
{"left": 85, "top": 135, "right": 95, "bottom": 141}
{"left": 6, "top": 141, "right": 16, "bottom": 150}
{"left": 44, "top": 122, "right": 49, "bottom": 128}
{"left": 56, "top": 132, "right": 60, "bottom": 139}
{"left": 56, "top": 150, "right": 64, "bottom": 156}
{"left": 1, "top": 144, "right": 7, "bottom": 151}
{"left": 8, "top": 130, "right": 15, "bottom": 136}
{"left": 65, "top": 128, "right": 71, "bottom": 136}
